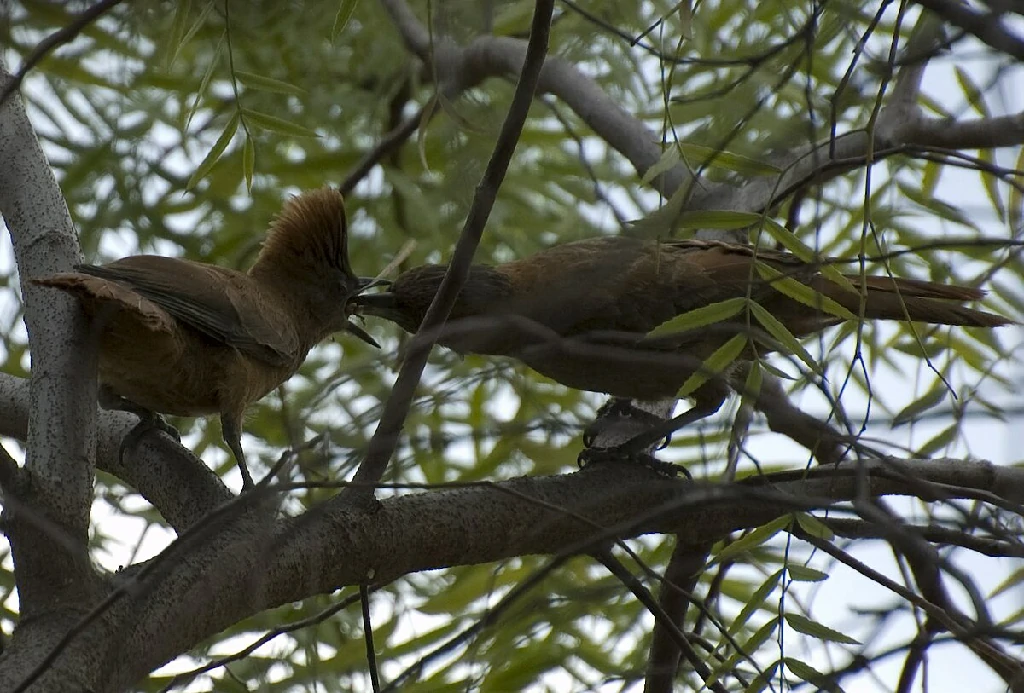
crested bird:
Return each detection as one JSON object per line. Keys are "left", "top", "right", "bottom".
{"left": 33, "top": 186, "right": 377, "bottom": 489}
{"left": 351, "top": 236, "right": 1013, "bottom": 462}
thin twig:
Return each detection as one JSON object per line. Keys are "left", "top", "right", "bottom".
{"left": 0, "top": 0, "right": 127, "bottom": 107}
{"left": 348, "top": 0, "right": 556, "bottom": 498}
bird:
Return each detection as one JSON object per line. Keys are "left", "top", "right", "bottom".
{"left": 32, "top": 186, "right": 378, "bottom": 490}
{"left": 351, "top": 236, "right": 1013, "bottom": 462}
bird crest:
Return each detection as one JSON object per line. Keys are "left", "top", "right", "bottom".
{"left": 255, "top": 186, "right": 351, "bottom": 274}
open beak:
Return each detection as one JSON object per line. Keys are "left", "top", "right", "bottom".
{"left": 345, "top": 319, "right": 380, "bottom": 349}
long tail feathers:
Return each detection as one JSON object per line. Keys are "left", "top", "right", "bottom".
{"left": 814, "top": 275, "right": 1013, "bottom": 328}
{"left": 31, "top": 272, "right": 175, "bottom": 332}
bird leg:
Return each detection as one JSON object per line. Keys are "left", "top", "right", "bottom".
{"left": 98, "top": 385, "right": 181, "bottom": 463}
{"left": 220, "top": 413, "right": 255, "bottom": 490}
{"left": 578, "top": 387, "right": 729, "bottom": 477}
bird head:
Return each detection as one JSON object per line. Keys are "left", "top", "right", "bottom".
{"left": 251, "top": 187, "right": 378, "bottom": 347}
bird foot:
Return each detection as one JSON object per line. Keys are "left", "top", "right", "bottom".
{"left": 119, "top": 412, "right": 181, "bottom": 463}
{"left": 577, "top": 446, "right": 689, "bottom": 479}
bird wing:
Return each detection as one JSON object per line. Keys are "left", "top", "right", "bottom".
{"left": 75, "top": 256, "right": 300, "bottom": 366}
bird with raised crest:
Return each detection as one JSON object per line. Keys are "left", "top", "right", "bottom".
{"left": 33, "top": 186, "right": 378, "bottom": 490}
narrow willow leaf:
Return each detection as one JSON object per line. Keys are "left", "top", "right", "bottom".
{"left": 786, "top": 614, "right": 860, "bottom": 644}
{"left": 991, "top": 566, "right": 1024, "bottom": 600}
{"left": 242, "top": 134, "right": 255, "bottom": 192}
{"left": 186, "top": 32, "right": 225, "bottom": 130}
{"left": 646, "top": 297, "right": 748, "bottom": 337}
{"left": 243, "top": 109, "right": 318, "bottom": 138}
{"left": 786, "top": 565, "right": 828, "bottom": 582}
{"left": 784, "top": 657, "right": 846, "bottom": 691}
{"left": 331, "top": 0, "right": 360, "bottom": 41}
{"left": 916, "top": 423, "right": 958, "bottom": 457}
{"left": 748, "top": 302, "right": 820, "bottom": 374}
{"left": 794, "top": 512, "right": 834, "bottom": 540}
{"left": 756, "top": 262, "right": 857, "bottom": 320}
{"left": 891, "top": 382, "right": 949, "bottom": 426}
{"left": 715, "top": 515, "right": 793, "bottom": 563}
{"left": 711, "top": 617, "right": 779, "bottom": 688}
{"left": 759, "top": 218, "right": 857, "bottom": 293}
{"left": 180, "top": 0, "right": 217, "bottom": 49}
{"left": 729, "top": 570, "right": 782, "bottom": 635}
{"left": 186, "top": 111, "right": 239, "bottom": 190}
{"left": 954, "top": 65, "right": 990, "bottom": 117}
{"left": 164, "top": 0, "right": 192, "bottom": 68}
{"left": 677, "top": 142, "right": 779, "bottom": 176}
{"left": 738, "top": 359, "right": 762, "bottom": 404}
{"left": 640, "top": 146, "right": 680, "bottom": 185}
{"left": 1010, "top": 147, "right": 1024, "bottom": 233}
{"left": 235, "top": 70, "right": 306, "bottom": 96}
{"left": 676, "top": 333, "right": 747, "bottom": 398}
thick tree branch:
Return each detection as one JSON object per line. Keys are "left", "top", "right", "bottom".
{"left": 0, "top": 372, "right": 233, "bottom": 532}
{"left": 0, "top": 65, "right": 98, "bottom": 615}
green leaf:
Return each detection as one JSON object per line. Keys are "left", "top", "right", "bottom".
{"left": 992, "top": 566, "right": 1024, "bottom": 600}
{"left": 242, "top": 109, "right": 319, "bottom": 138}
{"left": 784, "top": 656, "right": 846, "bottom": 691}
{"left": 186, "top": 32, "right": 225, "bottom": 130}
{"left": 675, "top": 333, "right": 747, "bottom": 398}
{"left": 242, "top": 134, "right": 255, "bottom": 192}
{"left": 331, "top": 0, "right": 360, "bottom": 41}
{"left": 786, "top": 565, "right": 828, "bottom": 582}
{"left": 954, "top": 65, "right": 990, "bottom": 117}
{"left": 891, "top": 382, "right": 950, "bottom": 426}
{"left": 678, "top": 143, "right": 780, "bottom": 176}
{"left": 744, "top": 661, "right": 780, "bottom": 693}
{"left": 755, "top": 262, "right": 857, "bottom": 321}
{"left": 641, "top": 146, "right": 681, "bottom": 186}
{"left": 915, "top": 423, "right": 959, "bottom": 457}
{"left": 748, "top": 302, "right": 820, "bottom": 374}
{"left": 758, "top": 218, "right": 857, "bottom": 294}
{"left": 730, "top": 570, "right": 782, "bottom": 635}
{"left": 163, "top": 0, "right": 192, "bottom": 68}
{"left": 738, "top": 359, "right": 763, "bottom": 404}
{"left": 646, "top": 297, "right": 748, "bottom": 337}
{"left": 235, "top": 70, "right": 306, "bottom": 96}
{"left": 186, "top": 111, "right": 239, "bottom": 190}
{"left": 715, "top": 515, "right": 793, "bottom": 564}
{"left": 785, "top": 613, "right": 859, "bottom": 645}
{"left": 794, "top": 512, "right": 834, "bottom": 540}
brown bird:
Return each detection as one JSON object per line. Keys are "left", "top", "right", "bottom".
{"left": 32, "top": 186, "right": 377, "bottom": 489}
{"left": 352, "top": 236, "right": 1012, "bottom": 458}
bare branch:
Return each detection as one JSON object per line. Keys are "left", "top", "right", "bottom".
{"left": 0, "top": 0, "right": 127, "bottom": 108}
{"left": 0, "top": 64, "right": 97, "bottom": 615}
{"left": 915, "top": 0, "right": 1024, "bottom": 61}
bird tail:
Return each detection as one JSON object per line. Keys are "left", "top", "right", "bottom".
{"left": 812, "top": 275, "right": 1013, "bottom": 328}
{"left": 31, "top": 271, "right": 176, "bottom": 333}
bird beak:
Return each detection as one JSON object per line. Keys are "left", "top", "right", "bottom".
{"left": 344, "top": 319, "right": 380, "bottom": 348}
{"left": 356, "top": 276, "right": 393, "bottom": 293}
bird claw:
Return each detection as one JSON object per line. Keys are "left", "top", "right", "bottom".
{"left": 119, "top": 412, "right": 181, "bottom": 463}
{"left": 577, "top": 446, "right": 689, "bottom": 479}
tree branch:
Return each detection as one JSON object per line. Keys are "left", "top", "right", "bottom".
{"left": 0, "top": 64, "right": 97, "bottom": 617}
{"left": 915, "top": 0, "right": 1024, "bottom": 61}
{"left": 0, "top": 372, "right": 231, "bottom": 533}
{"left": 349, "top": 0, "right": 555, "bottom": 499}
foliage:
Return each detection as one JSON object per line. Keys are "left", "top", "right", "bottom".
{"left": 1, "top": 0, "right": 1022, "bottom": 691}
